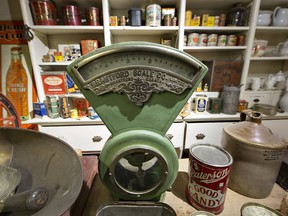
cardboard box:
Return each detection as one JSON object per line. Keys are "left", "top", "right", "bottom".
{"left": 80, "top": 40, "right": 99, "bottom": 55}
{"left": 41, "top": 71, "right": 67, "bottom": 95}
{"left": 202, "top": 60, "right": 243, "bottom": 92}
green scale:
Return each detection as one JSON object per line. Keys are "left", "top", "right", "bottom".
{"left": 67, "top": 42, "right": 208, "bottom": 201}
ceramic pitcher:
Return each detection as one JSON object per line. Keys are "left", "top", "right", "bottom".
{"left": 273, "top": 7, "right": 288, "bottom": 26}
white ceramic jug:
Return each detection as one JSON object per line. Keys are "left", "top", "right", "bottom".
{"left": 257, "top": 10, "right": 273, "bottom": 26}
{"left": 273, "top": 7, "right": 288, "bottom": 26}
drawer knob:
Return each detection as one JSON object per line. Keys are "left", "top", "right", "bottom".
{"left": 92, "top": 136, "right": 102, "bottom": 142}
{"left": 166, "top": 133, "right": 174, "bottom": 140}
{"left": 196, "top": 133, "right": 205, "bottom": 140}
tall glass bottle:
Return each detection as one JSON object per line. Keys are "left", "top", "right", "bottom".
{"left": 6, "top": 47, "right": 29, "bottom": 121}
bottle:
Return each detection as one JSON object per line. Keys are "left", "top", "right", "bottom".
{"left": 6, "top": 47, "right": 29, "bottom": 121}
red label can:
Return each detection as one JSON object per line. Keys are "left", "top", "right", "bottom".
{"left": 29, "top": 0, "right": 57, "bottom": 25}
{"left": 187, "top": 143, "right": 233, "bottom": 214}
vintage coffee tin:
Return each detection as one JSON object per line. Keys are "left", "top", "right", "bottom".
{"left": 207, "top": 34, "right": 218, "bottom": 46}
{"left": 85, "top": 7, "right": 100, "bottom": 26}
{"left": 187, "top": 144, "right": 233, "bottom": 214}
{"left": 227, "top": 34, "right": 237, "bottom": 46}
{"left": 188, "top": 33, "right": 199, "bottom": 46}
{"left": 194, "top": 94, "right": 208, "bottom": 113}
{"left": 146, "top": 4, "right": 161, "bottom": 26}
{"left": 217, "top": 35, "right": 227, "bottom": 46}
{"left": 198, "top": 34, "right": 208, "bottom": 46}
{"left": 29, "top": 0, "right": 57, "bottom": 25}
{"left": 62, "top": 5, "right": 82, "bottom": 25}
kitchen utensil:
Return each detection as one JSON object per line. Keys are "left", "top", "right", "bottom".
{"left": 273, "top": 7, "right": 288, "bottom": 26}
{"left": 257, "top": 10, "right": 272, "bottom": 26}
{"left": 253, "top": 103, "right": 278, "bottom": 116}
{"left": 221, "top": 110, "right": 288, "bottom": 198}
{"left": 0, "top": 166, "right": 48, "bottom": 213}
{"left": 0, "top": 127, "right": 83, "bottom": 216}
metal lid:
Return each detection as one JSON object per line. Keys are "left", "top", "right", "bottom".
{"left": 241, "top": 202, "right": 284, "bottom": 216}
{"left": 190, "top": 143, "right": 233, "bottom": 167}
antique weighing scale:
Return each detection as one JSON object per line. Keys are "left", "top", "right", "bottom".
{"left": 67, "top": 41, "right": 208, "bottom": 202}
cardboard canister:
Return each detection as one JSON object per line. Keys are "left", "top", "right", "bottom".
{"left": 187, "top": 144, "right": 233, "bottom": 214}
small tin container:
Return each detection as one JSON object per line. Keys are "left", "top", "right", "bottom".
{"left": 185, "top": 10, "right": 193, "bottom": 26}
{"left": 128, "top": 8, "right": 142, "bottom": 26}
{"left": 194, "top": 94, "right": 208, "bottom": 113}
{"left": 207, "top": 34, "right": 218, "bottom": 46}
{"left": 29, "top": 0, "right": 57, "bottom": 25}
{"left": 237, "top": 35, "right": 246, "bottom": 46}
{"left": 110, "top": 16, "right": 118, "bottom": 26}
{"left": 198, "top": 34, "right": 208, "bottom": 46}
{"left": 164, "top": 14, "right": 172, "bottom": 26}
{"left": 62, "top": 5, "right": 82, "bottom": 25}
{"left": 120, "top": 16, "right": 126, "bottom": 26}
{"left": 214, "top": 16, "right": 220, "bottom": 26}
{"left": 188, "top": 33, "right": 199, "bottom": 46}
{"left": 146, "top": 4, "right": 161, "bottom": 26}
{"left": 217, "top": 35, "right": 227, "bottom": 46}
{"left": 219, "top": 13, "right": 226, "bottom": 26}
{"left": 187, "top": 144, "right": 233, "bottom": 214}
{"left": 85, "top": 7, "right": 100, "bottom": 26}
{"left": 207, "top": 98, "right": 222, "bottom": 114}
{"left": 227, "top": 34, "right": 237, "bottom": 46}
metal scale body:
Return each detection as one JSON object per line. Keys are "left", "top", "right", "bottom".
{"left": 67, "top": 42, "right": 208, "bottom": 201}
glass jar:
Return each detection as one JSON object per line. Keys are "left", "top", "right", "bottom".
{"left": 226, "top": 3, "right": 247, "bottom": 26}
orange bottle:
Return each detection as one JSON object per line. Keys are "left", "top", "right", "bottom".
{"left": 6, "top": 47, "right": 28, "bottom": 121}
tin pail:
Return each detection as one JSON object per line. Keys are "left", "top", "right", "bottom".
{"left": 187, "top": 144, "right": 233, "bottom": 215}
{"left": 29, "top": 0, "right": 57, "bottom": 25}
{"left": 145, "top": 4, "right": 161, "bottom": 27}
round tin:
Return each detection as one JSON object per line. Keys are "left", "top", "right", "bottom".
{"left": 237, "top": 35, "right": 246, "bottom": 46}
{"left": 217, "top": 35, "right": 227, "bottom": 46}
{"left": 227, "top": 34, "right": 237, "bottom": 46}
{"left": 188, "top": 33, "right": 199, "bottom": 46}
{"left": 62, "top": 5, "right": 82, "bottom": 25}
{"left": 85, "top": 7, "right": 100, "bottom": 26}
{"left": 187, "top": 144, "right": 233, "bottom": 214}
{"left": 198, "top": 34, "right": 208, "bottom": 46}
{"left": 145, "top": 4, "right": 161, "bottom": 27}
{"left": 207, "top": 34, "right": 218, "bottom": 46}
{"left": 29, "top": 0, "right": 57, "bottom": 25}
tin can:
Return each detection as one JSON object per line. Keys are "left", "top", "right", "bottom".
{"left": 146, "top": 4, "right": 161, "bottom": 26}
{"left": 188, "top": 33, "right": 199, "bottom": 46}
{"left": 29, "top": 0, "right": 57, "bottom": 25}
{"left": 227, "top": 34, "right": 237, "bottom": 46}
{"left": 198, "top": 34, "right": 208, "bottom": 46}
{"left": 110, "top": 16, "right": 118, "bottom": 26}
{"left": 187, "top": 144, "right": 233, "bottom": 214}
{"left": 85, "top": 7, "right": 100, "bottom": 26}
{"left": 214, "top": 16, "right": 220, "bottom": 26}
{"left": 194, "top": 94, "right": 208, "bottom": 113}
{"left": 62, "top": 5, "right": 82, "bottom": 25}
{"left": 120, "top": 16, "right": 126, "bottom": 26}
{"left": 217, "top": 35, "right": 227, "bottom": 46}
{"left": 164, "top": 14, "right": 172, "bottom": 26}
{"left": 207, "top": 34, "right": 218, "bottom": 46}
{"left": 219, "top": 13, "right": 226, "bottom": 26}
{"left": 237, "top": 35, "right": 246, "bottom": 46}
{"left": 185, "top": 10, "right": 192, "bottom": 26}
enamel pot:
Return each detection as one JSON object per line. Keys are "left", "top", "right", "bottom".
{"left": 221, "top": 110, "right": 288, "bottom": 198}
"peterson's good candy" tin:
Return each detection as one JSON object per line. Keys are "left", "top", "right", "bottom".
{"left": 187, "top": 144, "right": 233, "bottom": 214}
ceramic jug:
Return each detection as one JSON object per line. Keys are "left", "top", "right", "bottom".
{"left": 264, "top": 74, "right": 277, "bottom": 89}
{"left": 257, "top": 10, "right": 272, "bottom": 26}
{"left": 273, "top": 7, "right": 288, "bottom": 26}
{"left": 277, "top": 39, "right": 288, "bottom": 56}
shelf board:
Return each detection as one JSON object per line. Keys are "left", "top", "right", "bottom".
{"left": 256, "top": 26, "right": 288, "bottom": 33}
{"left": 184, "top": 26, "right": 249, "bottom": 33}
{"left": 183, "top": 46, "right": 247, "bottom": 52}
{"left": 39, "top": 62, "right": 71, "bottom": 66}
{"left": 32, "top": 25, "right": 104, "bottom": 35}
{"left": 250, "top": 56, "right": 288, "bottom": 61}
{"left": 109, "top": 26, "right": 179, "bottom": 36}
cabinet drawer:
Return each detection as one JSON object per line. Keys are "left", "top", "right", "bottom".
{"left": 184, "top": 122, "right": 235, "bottom": 149}
{"left": 38, "top": 125, "right": 111, "bottom": 153}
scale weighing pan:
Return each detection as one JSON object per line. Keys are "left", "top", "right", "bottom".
{"left": 0, "top": 127, "right": 83, "bottom": 216}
